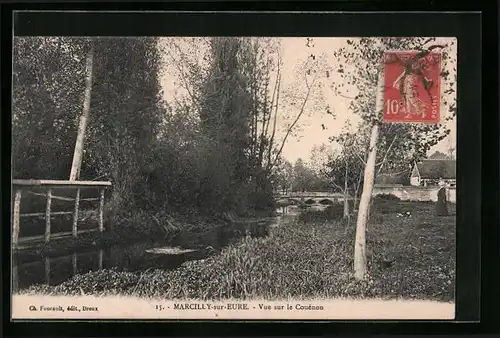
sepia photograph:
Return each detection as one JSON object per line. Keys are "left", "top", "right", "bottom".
{"left": 11, "top": 34, "right": 457, "bottom": 320}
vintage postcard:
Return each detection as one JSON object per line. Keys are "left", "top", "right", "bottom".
{"left": 11, "top": 35, "right": 457, "bottom": 320}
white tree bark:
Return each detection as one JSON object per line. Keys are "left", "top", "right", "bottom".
{"left": 353, "top": 72, "right": 384, "bottom": 280}
{"left": 70, "top": 41, "right": 95, "bottom": 181}
{"left": 343, "top": 161, "right": 349, "bottom": 218}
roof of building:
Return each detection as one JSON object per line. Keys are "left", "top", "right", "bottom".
{"left": 414, "top": 159, "right": 456, "bottom": 179}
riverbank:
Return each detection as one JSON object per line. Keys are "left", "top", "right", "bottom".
{"left": 23, "top": 201, "right": 455, "bottom": 302}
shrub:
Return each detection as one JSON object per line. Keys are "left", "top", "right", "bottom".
{"left": 298, "top": 203, "right": 345, "bottom": 223}
{"left": 374, "top": 194, "right": 401, "bottom": 201}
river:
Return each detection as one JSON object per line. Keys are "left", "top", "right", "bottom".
{"left": 13, "top": 205, "right": 321, "bottom": 291}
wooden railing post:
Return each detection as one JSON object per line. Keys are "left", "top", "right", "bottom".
{"left": 98, "top": 249, "right": 103, "bottom": 270}
{"left": 72, "top": 188, "right": 80, "bottom": 238}
{"left": 44, "top": 256, "right": 51, "bottom": 285}
{"left": 72, "top": 253, "right": 78, "bottom": 275}
{"left": 99, "top": 188, "right": 105, "bottom": 232}
{"left": 45, "top": 188, "right": 52, "bottom": 243}
{"left": 12, "top": 189, "right": 22, "bottom": 248}
{"left": 12, "top": 263, "right": 19, "bottom": 293}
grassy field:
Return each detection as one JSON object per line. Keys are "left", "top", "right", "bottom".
{"left": 24, "top": 199, "right": 456, "bottom": 302}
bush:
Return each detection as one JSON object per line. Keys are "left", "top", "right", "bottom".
{"left": 372, "top": 194, "right": 405, "bottom": 215}
{"left": 374, "top": 194, "right": 401, "bottom": 201}
{"left": 325, "top": 203, "right": 346, "bottom": 219}
{"left": 298, "top": 203, "right": 345, "bottom": 223}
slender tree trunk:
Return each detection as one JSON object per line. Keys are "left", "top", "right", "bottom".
{"left": 266, "top": 63, "right": 281, "bottom": 169}
{"left": 353, "top": 72, "right": 384, "bottom": 281}
{"left": 70, "top": 40, "right": 94, "bottom": 180}
{"left": 354, "top": 168, "right": 363, "bottom": 210}
{"left": 343, "top": 161, "right": 349, "bottom": 218}
{"left": 271, "top": 76, "right": 314, "bottom": 169}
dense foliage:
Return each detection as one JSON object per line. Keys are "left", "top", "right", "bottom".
{"left": 13, "top": 37, "right": 87, "bottom": 179}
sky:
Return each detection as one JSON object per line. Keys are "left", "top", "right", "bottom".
{"left": 160, "top": 37, "right": 457, "bottom": 167}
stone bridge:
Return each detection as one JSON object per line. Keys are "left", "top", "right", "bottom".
{"left": 274, "top": 191, "right": 354, "bottom": 207}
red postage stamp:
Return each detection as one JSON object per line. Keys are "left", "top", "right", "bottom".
{"left": 383, "top": 51, "right": 441, "bottom": 123}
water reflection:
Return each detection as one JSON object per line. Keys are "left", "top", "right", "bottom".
{"left": 276, "top": 204, "right": 329, "bottom": 216}
{"left": 12, "top": 218, "right": 281, "bottom": 291}
{"left": 13, "top": 248, "right": 106, "bottom": 291}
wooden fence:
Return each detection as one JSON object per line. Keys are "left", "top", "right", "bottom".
{"left": 12, "top": 180, "right": 112, "bottom": 249}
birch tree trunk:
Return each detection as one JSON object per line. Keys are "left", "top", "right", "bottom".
{"left": 70, "top": 40, "right": 94, "bottom": 181}
{"left": 343, "top": 161, "right": 349, "bottom": 219}
{"left": 354, "top": 169, "right": 363, "bottom": 210}
{"left": 353, "top": 72, "right": 384, "bottom": 280}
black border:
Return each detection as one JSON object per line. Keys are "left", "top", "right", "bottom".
{"left": 1, "top": 2, "right": 497, "bottom": 337}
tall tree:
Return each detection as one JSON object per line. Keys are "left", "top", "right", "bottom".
{"left": 160, "top": 37, "right": 324, "bottom": 213}
{"left": 324, "top": 132, "right": 366, "bottom": 217}
{"left": 196, "top": 37, "right": 255, "bottom": 212}
{"left": 82, "top": 37, "right": 166, "bottom": 217}
{"left": 291, "top": 158, "right": 313, "bottom": 192}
